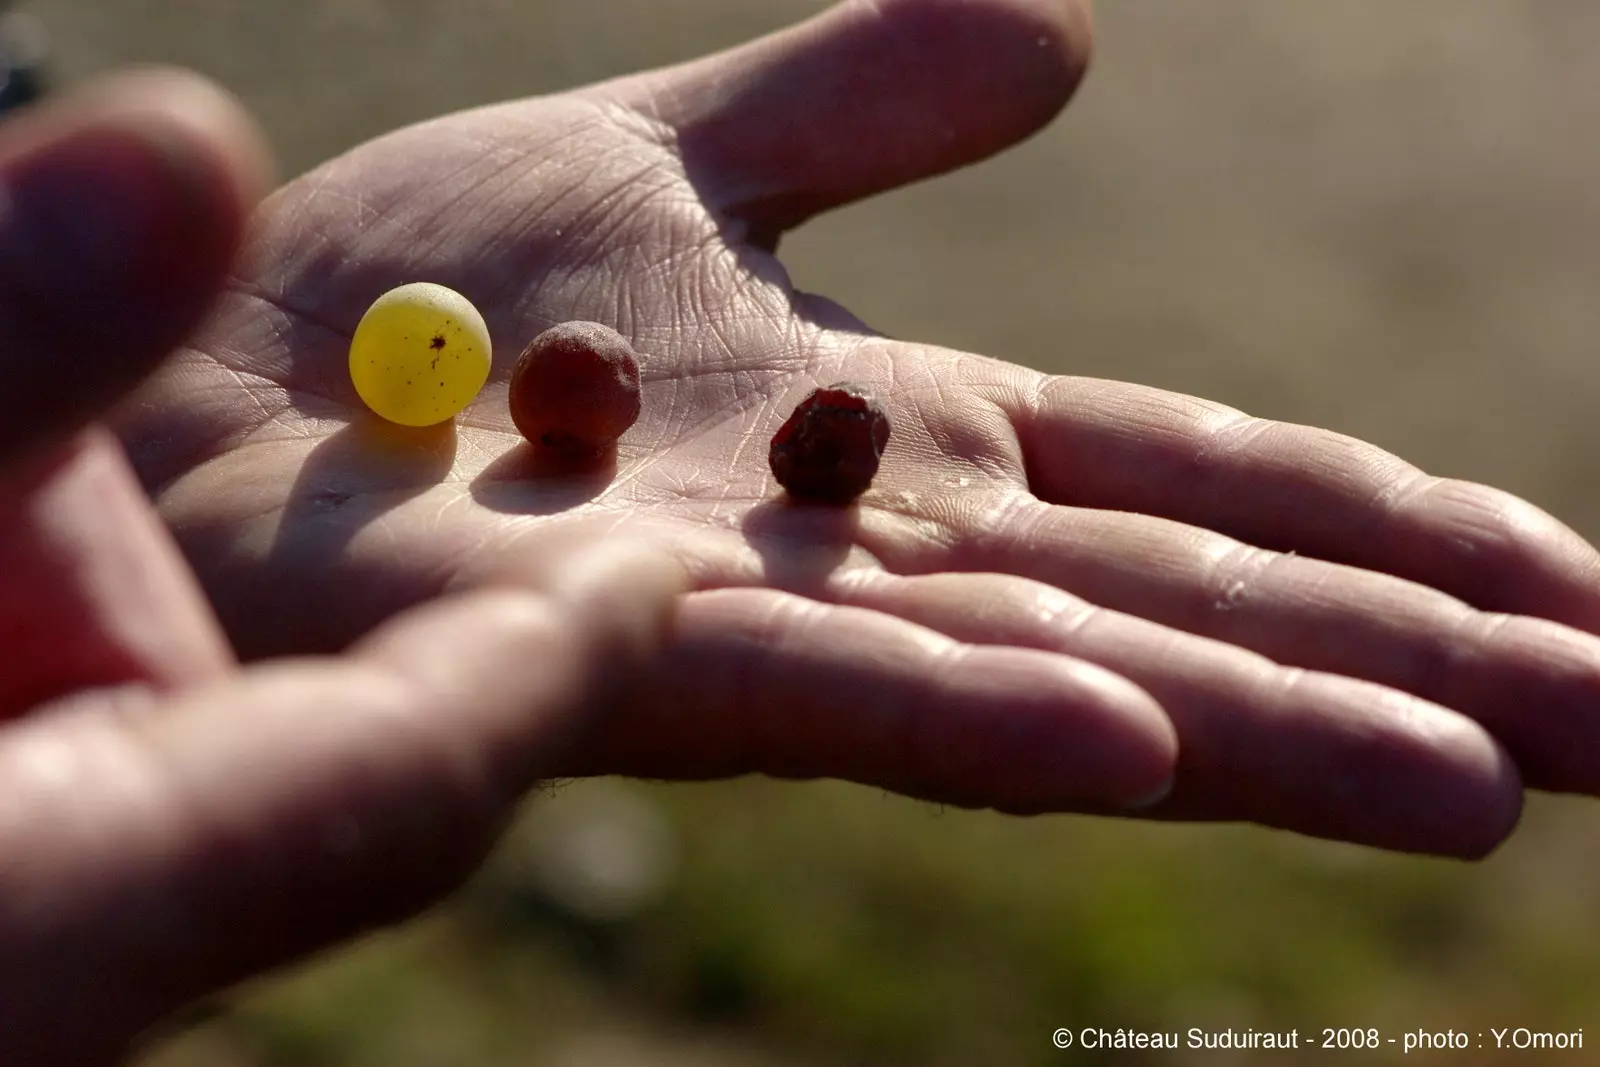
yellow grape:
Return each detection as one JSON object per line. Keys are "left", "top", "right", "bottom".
{"left": 348, "top": 282, "right": 491, "bottom": 426}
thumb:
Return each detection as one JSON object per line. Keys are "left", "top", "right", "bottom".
{"left": 0, "top": 67, "right": 271, "bottom": 467}
{"left": 602, "top": 0, "right": 1092, "bottom": 246}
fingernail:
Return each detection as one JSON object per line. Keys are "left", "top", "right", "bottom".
{"left": 0, "top": 120, "right": 198, "bottom": 313}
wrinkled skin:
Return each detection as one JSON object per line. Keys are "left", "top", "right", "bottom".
{"left": 123, "top": 0, "right": 1600, "bottom": 854}
{"left": 9, "top": 0, "right": 1600, "bottom": 1059}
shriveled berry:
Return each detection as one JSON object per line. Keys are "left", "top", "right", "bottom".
{"left": 509, "top": 321, "right": 641, "bottom": 460}
{"left": 768, "top": 382, "right": 891, "bottom": 504}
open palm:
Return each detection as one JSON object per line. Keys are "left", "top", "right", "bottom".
{"left": 121, "top": 0, "right": 1600, "bottom": 858}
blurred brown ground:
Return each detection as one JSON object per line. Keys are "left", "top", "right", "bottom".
{"left": 32, "top": 2, "right": 1600, "bottom": 1065}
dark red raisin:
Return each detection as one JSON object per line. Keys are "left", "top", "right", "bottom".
{"left": 509, "top": 321, "right": 641, "bottom": 460}
{"left": 768, "top": 382, "right": 891, "bottom": 504}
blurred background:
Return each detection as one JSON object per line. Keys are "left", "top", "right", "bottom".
{"left": 27, "top": 1, "right": 1600, "bottom": 1063}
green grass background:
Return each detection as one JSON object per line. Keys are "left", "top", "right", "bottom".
{"left": 32, "top": 2, "right": 1600, "bottom": 1063}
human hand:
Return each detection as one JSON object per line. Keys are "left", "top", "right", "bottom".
{"left": 0, "top": 72, "right": 686, "bottom": 1065}
{"left": 120, "top": 0, "right": 1600, "bottom": 859}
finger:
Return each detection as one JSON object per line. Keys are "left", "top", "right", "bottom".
{"left": 351, "top": 539, "right": 691, "bottom": 792}
{"left": 0, "top": 539, "right": 682, "bottom": 1064}
{"left": 0, "top": 66, "right": 271, "bottom": 467}
{"left": 990, "top": 373, "right": 1600, "bottom": 632}
{"left": 0, "top": 428, "right": 233, "bottom": 717}
{"left": 558, "top": 586, "right": 1178, "bottom": 813}
{"left": 825, "top": 569, "right": 1522, "bottom": 857}
{"left": 937, "top": 493, "right": 1600, "bottom": 795}
{"left": 603, "top": 0, "right": 1091, "bottom": 244}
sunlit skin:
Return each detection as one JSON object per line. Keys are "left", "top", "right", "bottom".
{"left": 123, "top": 0, "right": 1600, "bottom": 862}
{"left": 9, "top": 0, "right": 1600, "bottom": 1061}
